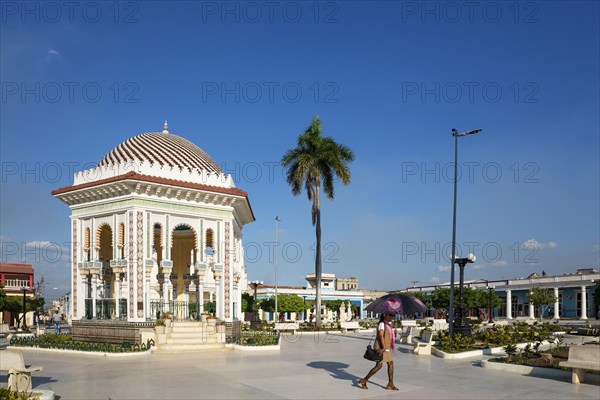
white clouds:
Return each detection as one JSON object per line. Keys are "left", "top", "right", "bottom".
{"left": 48, "top": 48, "right": 60, "bottom": 56}
{"left": 523, "top": 239, "right": 558, "bottom": 250}
{"left": 436, "top": 265, "right": 450, "bottom": 272}
{"left": 25, "top": 240, "right": 53, "bottom": 247}
{"left": 430, "top": 277, "right": 440, "bottom": 283}
{"left": 489, "top": 260, "right": 508, "bottom": 267}
{"left": 472, "top": 264, "right": 484, "bottom": 270}
{"left": 592, "top": 244, "right": 599, "bottom": 253}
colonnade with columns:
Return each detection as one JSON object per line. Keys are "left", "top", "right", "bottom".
{"left": 504, "top": 285, "right": 592, "bottom": 320}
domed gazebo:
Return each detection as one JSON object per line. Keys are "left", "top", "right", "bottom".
{"left": 52, "top": 122, "right": 254, "bottom": 323}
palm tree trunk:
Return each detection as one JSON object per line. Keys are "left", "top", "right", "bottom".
{"left": 315, "top": 186, "right": 322, "bottom": 329}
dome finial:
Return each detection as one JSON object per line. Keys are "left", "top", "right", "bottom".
{"left": 162, "top": 120, "right": 169, "bottom": 134}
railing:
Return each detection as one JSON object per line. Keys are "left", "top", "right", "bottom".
{"left": 150, "top": 301, "right": 195, "bottom": 321}
{"left": 3, "top": 279, "right": 29, "bottom": 288}
{"left": 85, "top": 298, "right": 127, "bottom": 320}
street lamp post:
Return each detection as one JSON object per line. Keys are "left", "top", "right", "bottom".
{"left": 449, "top": 127, "right": 482, "bottom": 338}
{"left": 303, "top": 295, "right": 307, "bottom": 320}
{"left": 275, "top": 216, "right": 280, "bottom": 322}
{"left": 249, "top": 280, "right": 263, "bottom": 330}
{"left": 453, "top": 253, "right": 476, "bottom": 337}
{"left": 487, "top": 285, "right": 495, "bottom": 323}
{"left": 21, "top": 287, "right": 28, "bottom": 330}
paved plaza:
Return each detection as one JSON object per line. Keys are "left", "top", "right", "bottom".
{"left": 2, "top": 332, "right": 599, "bottom": 400}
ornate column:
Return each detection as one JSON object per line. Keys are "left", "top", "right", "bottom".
{"left": 553, "top": 287, "right": 560, "bottom": 320}
{"left": 580, "top": 285, "right": 588, "bottom": 320}
{"left": 91, "top": 272, "right": 99, "bottom": 319}
{"left": 195, "top": 263, "right": 207, "bottom": 314}
{"left": 506, "top": 289, "right": 512, "bottom": 319}
{"left": 111, "top": 261, "right": 126, "bottom": 320}
{"left": 144, "top": 266, "right": 152, "bottom": 319}
{"left": 529, "top": 302, "right": 535, "bottom": 319}
{"left": 162, "top": 264, "right": 173, "bottom": 312}
{"left": 213, "top": 265, "right": 223, "bottom": 319}
{"left": 115, "top": 273, "right": 121, "bottom": 319}
{"left": 87, "top": 261, "right": 101, "bottom": 319}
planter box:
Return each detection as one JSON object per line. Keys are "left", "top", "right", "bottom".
{"left": 432, "top": 341, "right": 551, "bottom": 359}
{"left": 480, "top": 360, "right": 600, "bottom": 384}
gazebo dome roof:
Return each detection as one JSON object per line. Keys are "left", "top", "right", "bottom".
{"left": 98, "top": 126, "right": 221, "bottom": 174}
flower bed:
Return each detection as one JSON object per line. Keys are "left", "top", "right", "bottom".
{"left": 433, "top": 322, "right": 556, "bottom": 353}
{"left": 10, "top": 334, "right": 155, "bottom": 353}
{"left": 234, "top": 331, "right": 280, "bottom": 346}
{"left": 489, "top": 345, "right": 570, "bottom": 369}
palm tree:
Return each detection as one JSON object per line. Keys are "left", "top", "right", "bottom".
{"left": 281, "top": 116, "right": 354, "bottom": 328}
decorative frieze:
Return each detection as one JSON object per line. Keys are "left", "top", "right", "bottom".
{"left": 72, "top": 198, "right": 232, "bottom": 218}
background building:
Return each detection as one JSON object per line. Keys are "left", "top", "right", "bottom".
{"left": 0, "top": 263, "right": 36, "bottom": 326}
{"left": 248, "top": 273, "right": 364, "bottom": 321}
{"left": 406, "top": 268, "right": 599, "bottom": 321}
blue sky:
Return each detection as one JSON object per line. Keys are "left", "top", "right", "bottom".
{"left": 1, "top": 1, "right": 599, "bottom": 302}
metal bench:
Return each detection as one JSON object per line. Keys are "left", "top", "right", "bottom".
{"left": 0, "top": 349, "right": 44, "bottom": 391}
{"left": 273, "top": 322, "right": 299, "bottom": 335}
{"left": 412, "top": 330, "right": 434, "bottom": 355}
{"left": 559, "top": 345, "right": 600, "bottom": 384}
{"left": 339, "top": 321, "right": 360, "bottom": 333}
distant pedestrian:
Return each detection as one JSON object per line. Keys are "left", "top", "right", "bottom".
{"left": 358, "top": 313, "right": 398, "bottom": 390}
{"left": 53, "top": 310, "right": 61, "bottom": 334}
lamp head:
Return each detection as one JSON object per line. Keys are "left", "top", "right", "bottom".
{"left": 452, "top": 128, "right": 482, "bottom": 137}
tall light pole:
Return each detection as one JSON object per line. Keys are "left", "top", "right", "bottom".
{"left": 487, "top": 285, "right": 495, "bottom": 323}
{"left": 454, "top": 254, "right": 476, "bottom": 337}
{"left": 449, "top": 128, "right": 481, "bottom": 337}
{"left": 21, "top": 287, "right": 28, "bottom": 329}
{"left": 275, "top": 216, "right": 281, "bottom": 322}
{"left": 303, "top": 295, "right": 307, "bottom": 320}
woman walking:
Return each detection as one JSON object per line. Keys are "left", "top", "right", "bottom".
{"left": 358, "top": 313, "right": 398, "bottom": 390}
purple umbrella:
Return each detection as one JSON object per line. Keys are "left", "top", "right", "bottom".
{"left": 365, "top": 294, "right": 427, "bottom": 315}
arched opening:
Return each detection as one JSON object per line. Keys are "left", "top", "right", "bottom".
{"left": 84, "top": 228, "right": 91, "bottom": 261}
{"left": 98, "top": 224, "right": 113, "bottom": 264}
{"left": 205, "top": 228, "right": 215, "bottom": 257}
{"left": 171, "top": 224, "right": 197, "bottom": 303}
{"left": 94, "top": 224, "right": 116, "bottom": 319}
{"left": 118, "top": 223, "right": 125, "bottom": 259}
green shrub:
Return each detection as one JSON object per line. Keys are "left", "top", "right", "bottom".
{"left": 10, "top": 334, "right": 154, "bottom": 353}
{"left": 503, "top": 343, "right": 518, "bottom": 360}
{"left": 236, "top": 331, "right": 279, "bottom": 346}
{"left": 0, "top": 387, "right": 38, "bottom": 400}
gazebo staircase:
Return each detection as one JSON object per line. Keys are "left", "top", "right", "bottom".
{"left": 155, "top": 320, "right": 228, "bottom": 352}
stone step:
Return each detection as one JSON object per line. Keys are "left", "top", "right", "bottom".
{"left": 169, "top": 332, "right": 216, "bottom": 338}
{"left": 170, "top": 326, "right": 222, "bottom": 334}
{"left": 170, "top": 326, "right": 208, "bottom": 333}
{"left": 166, "top": 337, "right": 219, "bottom": 344}
{"left": 170, "top": 321, "right": 204, "bottom": 327}
{"left": 167, "top": 336, "right": 216, "bottom": 343}
{"left": 156, "top": 343, "right": 228, "bottom": 352}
